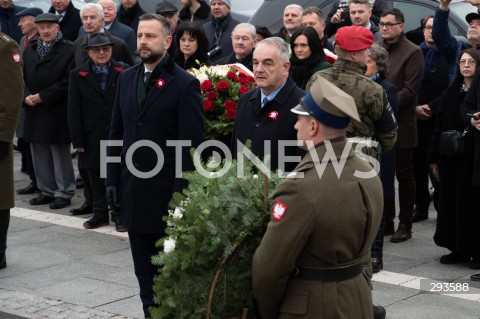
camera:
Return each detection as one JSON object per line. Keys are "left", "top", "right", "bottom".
{"left": 208, "top": 45, "right": 222, "bottom": 57}
{"left": 341, "top": 9, "right": 350, "bottom": 20}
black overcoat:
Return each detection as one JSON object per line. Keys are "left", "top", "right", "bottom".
{"left": 48, "top": 2, "right": 82, "bottom": 42}
{"left": 232, "top": 77, "right": 305, "bottom": 173}
{"left": 68, "top": 60, "right": 124, "bottom": 170}
{"left": 106, "top": 57, "right": 204, "bottom": 234}
{"left": 22, "top": 39, "right": 74, "bottom": 145}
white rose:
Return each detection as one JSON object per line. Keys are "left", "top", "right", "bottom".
{"left": 173, "top": 207, "right": 184, "bottom": 219}
{"left": 197, "top": 73, "right": 209, "bottom": 82}
{"left": 253, "top": 174, "right": 258, "bottom": 179}
{"left": 164, "top": 238, "right": 176, "bottom": 254}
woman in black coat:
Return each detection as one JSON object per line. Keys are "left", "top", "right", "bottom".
{"left": 365, "top": 43, "right": 398, "bottom": 273}
{"left": 428, "top": 48, "right": 480, "bottom": 269}
{"left": 174, "top": 22, "right": 210, "bottom": 70}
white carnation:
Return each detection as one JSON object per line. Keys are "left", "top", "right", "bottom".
{"left": 164, "top": 238, "right": 176, "bottom": 254}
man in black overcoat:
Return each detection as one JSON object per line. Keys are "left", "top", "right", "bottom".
{"left": 232, "top": 37, "right": 305, "bottom": 173}
{"left": 105, "top": 14, "right": 204, "bottom": 317}
{"left": 48, "top": 0, "right": 82, "bottom": 41}
{"left": 68, "top": 33, "right": 126, "bottom": 231}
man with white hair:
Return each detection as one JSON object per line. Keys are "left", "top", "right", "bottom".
{"left": 73, "top": 3, "right": 134, "bottom": 66}
{"left": 275, "top": 4, "right": 304, "bottom": 43}
{"left": 78, "top": 0, "right": 136, "bottom": 53}
{"left": 217, "top": 23, "right": 256, "bottom": 70}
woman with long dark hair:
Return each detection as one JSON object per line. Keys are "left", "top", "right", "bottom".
{"left": 289, "top": 26, "right": 331, "bottom": 90}
{"left": 428, "top": 48, "right": 480, "bottom": 269}
{"left": 174, "top": 22, "right": 210, "bottom": 70}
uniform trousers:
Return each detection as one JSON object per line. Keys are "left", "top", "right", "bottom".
{"left": 128, "top": 232, "right": 163, "bottom": 318}
{"left": 30, "top": 143, "right": 76, "bottom": 199}
{"left": 393, "top": 147, "right": 416, "bottom": 229}
{"left": 0, "top": 210, "right": 9, "bottom": 254}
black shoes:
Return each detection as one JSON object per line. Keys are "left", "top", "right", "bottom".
{"left": 16, "top": 183, "right": 39, "bottom": 195}
{"left": 372, "top": 258, "right": 383, "bottom": 273}
{"left": 83, "top": 216, "right": 109, "bottom": 229}
{"left": 373, "top": 305, "right": 386, "bottom": 319}
{"left": 471, "top": 273, "right": 480, "bottom": 281}
{"left": 49, "top": 197, "right": 71, "bottom": 209}
{"left": 70, "top": 203, "right": 93, "bottom": 215}
{"left": 0, "top": 252, "right": 6, "bottom": 270}
{"left": 439, "top": 252, "right": 470, "bottom": 264}
{"left": 391, "top": 224, "right": 412, "bottom": 243}
{"left": 29, "top": 194, "right": 55, "bottom": 205}
{"left": 412, "top": 210, "right": 428, "bottom": 223}
{"left": 115, "top": 220, "right": 128, "bottom": 232}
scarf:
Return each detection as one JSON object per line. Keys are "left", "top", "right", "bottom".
{"left": 92, "top": 62, "right": 111, "bottom": 91}
{"left": 36, "top": 31, "right": 63, "bottom": 59}
{"left": 420, "top": 43, "right": 438, "bottom": 85}
{"left": 137, "top": 53, "right": 171, "bottom": 109}
{"left": 289, "top": 54, "right": 321, "bottom": 89}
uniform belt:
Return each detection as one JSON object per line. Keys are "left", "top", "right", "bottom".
{"left": 293, "top": 262, "right": 364, "bottom": 282}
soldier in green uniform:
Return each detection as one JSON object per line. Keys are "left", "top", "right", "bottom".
{"left": 307, "top": 25, "right": 397, "bottom": 159}
{"left": 0, "top": 31, "right": 23, "bottom": 270}
{"left": 253, "top": 76, "right": 383, "bottom": 319}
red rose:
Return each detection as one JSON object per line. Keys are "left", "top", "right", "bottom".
{"left": 225, "top": 109, "right": 236, "bottom": 120}
{"left": 203, "top": 100, "right": 214, "bottom": 112}
{"left": 238, "top": 72, "right": 247, "bottom": 78}
{"left": 224, "top": 100, "right": 237, "bottom": 111}
{"left": 217, "top": 80, "right": 229, "bottom": 92}
{"left": 239, "top": 85, "right": 250, "bottom": 95}
{"left": 238, "top": 77, "right": 248, "bottom": 85}
{"left": 247, "top": 76, "right": 255, "bottom": 83}
{"left": 201, "top": 80, "right": 213, "bottom": 91}
{"left": 227, "top": 71, "right": 238, "bottom": 81}
{"left": 206, "top": 91, "right": 217, "bottom": 100}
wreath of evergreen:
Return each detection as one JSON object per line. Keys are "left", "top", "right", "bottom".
{"left": 150, "top": 158, "right": 280, "bottom": 319}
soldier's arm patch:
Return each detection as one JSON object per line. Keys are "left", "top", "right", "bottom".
{"left": 12, "top": 52, "right": 21, "bottom": 63}
{"left": 272, "top": 200, "right": 288, "bottom": 221}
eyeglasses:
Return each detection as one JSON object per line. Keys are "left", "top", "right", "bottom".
{"left": 459, "top": 59, "right": 477, "bottom": 66}
{"left": 379, "top": 22, "right": 402, "bottom": 29}
{"left": 90, "top": 46, "right": 112, "bottom": 53}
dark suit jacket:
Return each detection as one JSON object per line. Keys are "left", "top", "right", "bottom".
{"left": 73, "top": 30, "right": 134, "bottom": 67}
{"left": 23, "top": 39, "right": 75, "bottom": 145}
{"left": 68, "top": 60, "right": 124, "bottom": 169}
{"left": 106, "top": 56, "right": 204, "bottom": 233}
{"left": 217, "top": 51, "right": 253, "bottom": 71}
{"left": 203, "top": 13, "right": 239, "bottom": 64}
{"left": 232, "top": 77, "right": 305, "bottom": 173}
{"left": 78, "top": 20, "right": 136, "bottom": 54}
{"left": 0, "top": 4, "right": 26, "bottom": 43}
{"left": 48, "top": 2, "right": 82, "bottom": 41}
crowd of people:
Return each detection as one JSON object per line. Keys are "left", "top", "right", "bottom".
{"left": 1, "top": 0, "right": 480, "bottom": 317}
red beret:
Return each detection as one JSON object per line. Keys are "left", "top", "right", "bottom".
{"left": 335, "top": 26, "right": 374, "bottom": 51}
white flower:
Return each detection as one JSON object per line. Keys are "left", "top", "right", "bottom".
{"left": 253, "top": 174, "right": 258, "bottom": 179}
{"left": 173, "top": 207, "right": 183, "bottom": 219}
{"left": 164, "top": 238, "right": 176, "bottom": 254}
{"left": 197, "top": 73, "right": 208, "bottom": 82}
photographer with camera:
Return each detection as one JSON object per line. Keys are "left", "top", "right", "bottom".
{"left": 203, "top": 0, "right": 239, "bottom": 64}
{"left": 325, "top": 0, "right": 389, "bottom": 39}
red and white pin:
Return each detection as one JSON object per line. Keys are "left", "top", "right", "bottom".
{"left": 272, "top": 200, "right": 288, "bottom": 221}
{"left": 268, "top": 111, "right": 279, "bottom": 120}
{"left": 12, "top": 52, "right": 21, "bottom": 63}
{"left": 156, "top": 78, "right": 165, "bottom": 88}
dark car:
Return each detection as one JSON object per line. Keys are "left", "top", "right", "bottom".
{"left": 248, "top": 0, "right": 476, "bottom": 37}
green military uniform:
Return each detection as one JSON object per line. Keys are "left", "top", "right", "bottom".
{"left": 0, "top": 32, "right": 23, "bottom": 210}
{"left": 253, "top": 138, "right": 383, "bottom": 319}
{"left": 307, "top": 58, "right": 397, "bottom": 158}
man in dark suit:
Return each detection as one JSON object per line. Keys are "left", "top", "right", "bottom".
{"left": 217, "top": 23, "right": 256, "bottom": 71}
{"left": 106, "top": 13, "right": 204, "bottom": 317}
{"left": 68, "top": 33, "right": 126, "bottom": 231}
{"left": 23, "top": 13, "right": 76, "bottom": 210}
{"left": 118, "top": 0, "right": 145, "bottom": 32}
{"left": 78, "top": 0, "right": 136, "bottom": 54}
{"left": 0, "top": 0, "right": 26, "bottom": 43}
{"left": 48, "top": 0, "right": 82, "bottom": 41}
{"left": 232, "top": 37, "right": 304, "bottom": 173}
{"left": 73, "top": 3, "right": 134, "bottom": 66}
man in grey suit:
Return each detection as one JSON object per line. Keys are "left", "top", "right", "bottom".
{"left": 78, "top": 0, "right": 136, "bottom": 53}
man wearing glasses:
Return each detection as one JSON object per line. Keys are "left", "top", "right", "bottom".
{"left": 380, "top": 8, "right": 424, "bottom": 243}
